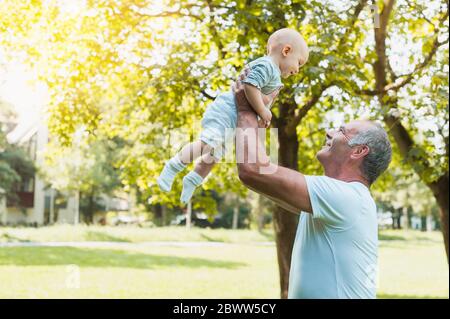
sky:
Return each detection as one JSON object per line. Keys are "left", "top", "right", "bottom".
{"left": 0, "top": 56, "right": 49, "bottom": 125}
{"left": 0, "top": 0, "right": 189, "bottom": 130}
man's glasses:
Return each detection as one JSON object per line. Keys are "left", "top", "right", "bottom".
{"left": 338, "top": 126, "right": 351, "bottom": 143}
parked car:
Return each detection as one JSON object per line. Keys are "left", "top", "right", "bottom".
{"left": 110, "top": 215, "right": 142, "bottom": 226}
{"left": 171, "top": 213, "right": 222, "bottom": 228}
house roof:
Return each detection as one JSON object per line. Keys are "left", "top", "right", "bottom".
{"left": 6, "top": 118, "right": 40, "bottom": 144}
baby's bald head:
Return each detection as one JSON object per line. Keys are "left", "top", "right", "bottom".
{"left": 267, "top": 28, "right": 309, "bottom": 78}
{"left": 268, "top": 28, "right": 308, "bottom": 60}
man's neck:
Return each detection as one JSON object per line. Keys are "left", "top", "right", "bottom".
{"left": 324, "top": 166, "right": 370, "bottom": 188}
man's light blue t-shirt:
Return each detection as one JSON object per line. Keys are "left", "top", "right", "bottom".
{"left": 288, "top": 175, "right": 378, "bottom": 299}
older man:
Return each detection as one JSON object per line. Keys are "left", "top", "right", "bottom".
{"left": 233, "top": 79, "right": 392, "bottom": 299}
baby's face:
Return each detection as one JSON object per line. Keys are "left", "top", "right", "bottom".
{"left": 279, "top": 45, "right": 308, "bottom": 78}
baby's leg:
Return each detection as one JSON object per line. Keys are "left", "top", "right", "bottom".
{"left": 180, "top": 152, "right": 217, "bottom": 204}
{"left": 157, "top": 140, "right": 211, "bottom": 192}
{"left": 194, "top": 151, "right": 217, "bottom": 178}
{"left": 178, "top": 140, "right": 211, "bottom": 164}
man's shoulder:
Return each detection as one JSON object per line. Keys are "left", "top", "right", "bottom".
{"left": 305, "top": 175, "right": 371, "bottom": 206}
{"left": 304, "top": 175, "right": 375, "bottom": 229}
{"left": 305, "top": 175, "right": 363, "bottom": 190}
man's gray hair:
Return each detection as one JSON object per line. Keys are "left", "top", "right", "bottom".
{"left": 348, "top": 122, "right": 392, "bottom": 185}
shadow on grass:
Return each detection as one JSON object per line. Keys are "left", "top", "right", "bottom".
{"left": 200, "top": 233, "right": 224, "bottom": 242}
{"left": 84, "top": 231, "right": 131, "bottom": 243}
{"left": 378, "top": 232, "right": 440, "bottom": 243}
{"left": 378, "top": 233, "right": 406, "bottom": 241}
{"left": 0, "top": 247, "right": 246, "bottom": 270}
{"left": 378, "top": 293, "right": 447, "bottom": 299}
{"left": 0, "top": 233, "right": 31, "bottom": 243}
{"left": 200, "top": 230, "right": 275, "bottom": 243}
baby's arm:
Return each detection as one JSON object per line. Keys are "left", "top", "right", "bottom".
{"left": 243, "top": 84, "right": 272, "bottom": 123}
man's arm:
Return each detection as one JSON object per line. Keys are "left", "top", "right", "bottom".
{"left": 234, "top": 81, "right": 312, "bottom": 214}
{"left": 245, "top": 183, "right": 301, "bottom": 214}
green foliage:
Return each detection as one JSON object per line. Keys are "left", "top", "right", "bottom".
{"left": 42, "top": 133, "right": 125, "bottom": 222}
{"left": 0, "top": 103, "right": 35, "bottom": 200}
{"left": 374, "top": 169, "right": 438, "bottom": 216}
{"left": 0, "top": 0, "right": 448, "bottom": 216}
{"left": 0, "top": 147, "right": 36, "bottom": 205}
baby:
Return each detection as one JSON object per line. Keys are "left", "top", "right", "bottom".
{"left": 157, "top": 28, "right": 309, "bottom": 204}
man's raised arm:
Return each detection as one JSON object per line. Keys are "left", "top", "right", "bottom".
{"left": 234, "top": 79, "right": 312, "bottom": 214}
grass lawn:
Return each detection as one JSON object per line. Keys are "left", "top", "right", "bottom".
{"left": 0, "top": 226, "right": 448, "bottom": 298}
{"left": 0, "top": 225, "right": 275, "bottom": 243}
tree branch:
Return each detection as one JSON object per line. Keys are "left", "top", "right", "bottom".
{"left": 285, "top": 82, "right": 334, "bottom": 136}
{"left": 283, "top": 1, "right": 366, "bottom": 134}
{"left": 200, "top": 90, "right": 215, "bottom": 100}
{"left": 132, "top": 3, "right": 204, "bottom": 21}
{"left": 356, "top": 22, "right": 449, "bottom": 96}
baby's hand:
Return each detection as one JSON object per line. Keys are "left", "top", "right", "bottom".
{"left": 257, "top": 117, "right": 266, "bottom": 128}
{"left": 260, "top": 108, "right": 272, "bottom": 127}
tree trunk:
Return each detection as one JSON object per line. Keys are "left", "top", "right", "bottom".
{"left": 402, "top": 207, "right": 409, "bottom": 230}
{"left": 87, "top": 193, "right": 95, "bottom": 224}
{"left": 186, "top": 200, "right": 192, "bottom": 229}
{"left": 420, "top": 216, "right": 426, "bottom": 232}
{"left": 428, "top": 174, "right": 449, "bottom": 263}
{"left": 154, "top": 204, "right": 167, "bottom": 226}
{"left": 372, "top": 0, "right": 449, "bottom": 264}
{"left": 391, "top": 210, "right": 396, "bottom": 229}
{"left": 232, "top": 206, "right": 239, "bottom": 229}
{"left": 396, "top": 209, "right": 401, "bottom": 229}
{"left": 257, "top": 194, "right": 264, "bottom": 232}
{"left": 273, "top": 127, "right": 300, "bottom": 299}
{"left": 161, "top": 204, "right": 167, "bottom": 226}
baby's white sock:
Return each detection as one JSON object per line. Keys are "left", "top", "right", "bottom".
{"left": 157, "top": 155, "right": 186, "bottom": 192}
{"left": 180, "top": 171, "right": 203, "bottom": 204}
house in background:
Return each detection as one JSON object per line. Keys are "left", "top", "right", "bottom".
{"left": 1, "top": 119, "right": 80, "bottom": 225}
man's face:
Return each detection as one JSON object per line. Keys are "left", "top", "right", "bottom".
{"left": 316, "top": 120, "right": 371, "bottom": 168}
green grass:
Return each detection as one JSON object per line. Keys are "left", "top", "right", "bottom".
{"left": 0, "top": 226, "right": 448, "bottom": 298}
{"left": 0, "top": 244, "right": 279, "bottom": 298}
{"left": 0, "top": 225, "right": 274, "bottom": 243}
{"left": 377, "top": 230, "right": 448, "bottom": 299}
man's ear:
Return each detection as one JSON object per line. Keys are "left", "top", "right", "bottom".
{"left": 351, "top": 145, "right": 370, "bottom": 160}
{"left": 282, "top": 45, "right": 292, "bottom": 57}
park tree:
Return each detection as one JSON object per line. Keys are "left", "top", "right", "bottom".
{"left": 375, "top": 169, "right": 439, "bottom": 228}
{"left": 351, "top": 0, "right": 449, "bottom": 261}
{"left": 42, "top": 134, "right": 126, "bottom": 223}
{"left": 0, "top": 0, "right": 448, "bottom": 298}
{"left": 0, "top": 100, "right": 35, "bottom": 203}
